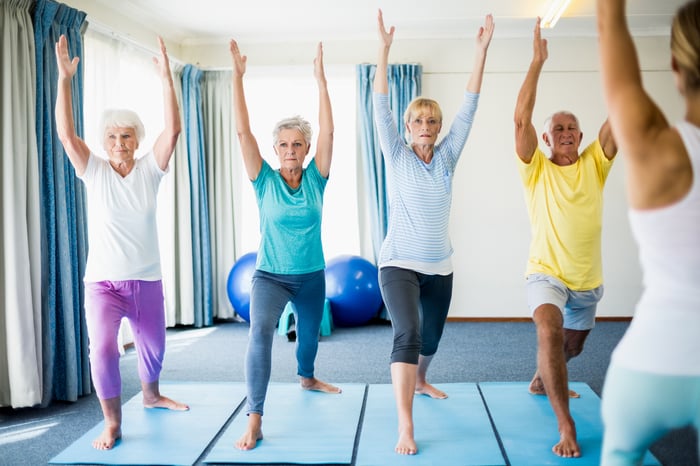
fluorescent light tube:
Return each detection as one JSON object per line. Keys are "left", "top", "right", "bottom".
{"left": 541, "top": 0, "right": 572, "bottom": 28}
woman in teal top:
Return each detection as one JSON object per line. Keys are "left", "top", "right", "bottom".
{"left": 229, "top": 40, "right": 341, "bottom": 451}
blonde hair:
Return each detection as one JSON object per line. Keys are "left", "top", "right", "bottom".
{"left": 671, "top": 0, "right": 700, "bottom": 91}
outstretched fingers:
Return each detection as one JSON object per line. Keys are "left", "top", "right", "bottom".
{"left": 152, "top": 36, "right": 173, "bottom": 79}
{"left": 229, "top": 39, "right": 247, "bottom": 77}
{"left": 533, "top": 17, "right": 548, "bottom": 62}
{"left": 314, "top": 42, "right": 327, "bottom": 82}
{"left": 377, "top": 8, "right": 395, "bottom": 48}
{"left": 477, "top": 13, "right": 495, "bottom": 50}
{"left": 55, "top": 34, "right": 79, "bottom": 78}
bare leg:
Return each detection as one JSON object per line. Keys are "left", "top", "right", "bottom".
{"left": 93, "top": 396, "right": 122, "bottom": 450}
{"left": 236, "top": 413, "right": 263, "bottom": 450}
{"left": 391, "top": 362, "right": 418, "bottom": 455}
{"left": 141, "top": 380, "right": 189, "bottom": 410}
{"left": 532, "top": 304, "right": 580, "bottom": 458}
{"left": 301, "top": 376, "right": 342, "bottom": 394}
{"left": 415, "top": 354, "right": 447, "bottom": 399}
{"left": 530, "top": 327, "right": 591, "bottom": 398}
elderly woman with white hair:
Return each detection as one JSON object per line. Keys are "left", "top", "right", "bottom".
{"left": 55, "top": 34, "right": 188, "bottom": 451}
{"left": 228, "top": 39, "right": 341, "bottom": 451}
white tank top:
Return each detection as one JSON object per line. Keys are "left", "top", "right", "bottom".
{"left": 611, "top": 121, "right": 700, "bottom": 375}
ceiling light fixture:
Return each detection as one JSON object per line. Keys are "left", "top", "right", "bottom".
{"left": 541, "top": 0, "right": 572, "bottom": 28}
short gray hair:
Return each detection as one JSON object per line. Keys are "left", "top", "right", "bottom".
{"left": 272, "top": 115, "right": 312, "bottom": 145}
{"left": 100, "top": 109, "right": 145, "bottom": 143}
{"left": 543, "top": 111, "right": 580, "bottom": 135}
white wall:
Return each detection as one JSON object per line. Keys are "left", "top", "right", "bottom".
{"left": 64, "top": 1, "right": 684, "bottom": 318}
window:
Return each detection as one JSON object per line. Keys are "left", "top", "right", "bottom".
{"left": 234, "top": 65, "right": 360, "bottom": 260}
{"left": 83, "top": 29, "right": 163, "bottom": 157}
{"left": 83, "top": 31, "right": 360, "bottom": 269}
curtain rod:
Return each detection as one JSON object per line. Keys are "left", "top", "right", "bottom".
{"left": 85, "top": 19, "right": 186, "bottom": 67}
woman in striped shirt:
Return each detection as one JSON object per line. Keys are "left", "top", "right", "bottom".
{"left": 373, "top": 9, "right": 494, "bottom": 456}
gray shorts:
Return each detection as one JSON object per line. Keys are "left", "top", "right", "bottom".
{"left": 525, "top": 273, "right": 604, "bottom": 331}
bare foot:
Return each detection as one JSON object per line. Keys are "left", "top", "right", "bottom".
{"left": 528, "top": 378, "right": 580, "bottom": 398}
{"left": 143, "top": 395, "right": 189, "bottom": 410}
{"left": 92, "top": 424, "right": 121, "bottom": 450}
{"left": 552, "top": 425, "right": 581, "bottom": 458}
{"left": 415, "top": 382, "right": 448, "bottom": 399}
{"left": 395, "top": 426, "right": 417, "bottom": 455}
{"left": 528, "top": 386, "right": 580, "bottom": 398}
{"left": 301, "top": 377, "right": 342, "bottom": 394}
{"left": 236, "top": 414, "right": 263, "bottom": 450}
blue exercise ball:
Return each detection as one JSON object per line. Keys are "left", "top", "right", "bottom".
{"left": 227, "top": 252, "right": 257, "bottom": 322}
{"left": 325, "top": 255, "right": 383, "bottom": 327}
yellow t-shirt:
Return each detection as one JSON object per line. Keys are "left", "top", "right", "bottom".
{"left": 517, "top": 141, "right": 614, "bottom": 290}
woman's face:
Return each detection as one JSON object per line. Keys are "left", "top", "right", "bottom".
{"left": 103, "top": 126, "right": 139, "bottom": 159}
{"left": 406, "top": 111, "right": 441, "bottom": 145}
{"left": 274, "top": 128, "right": 310, "bottom": 168}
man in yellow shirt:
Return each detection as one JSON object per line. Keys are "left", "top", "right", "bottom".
{"left": 513, "top": 18, "right": 618, "bottom": 459}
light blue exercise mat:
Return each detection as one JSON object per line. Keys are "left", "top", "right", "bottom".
{"left": 204, "top": 382, "right": 365, "bottom": 464}
{"left": 49, "top": 382, "right": 246, "bottom": 466}
{"left": 355, "top": 383, "right": 506, "bottom": 466}
{"left": 479, "top": 381, "right": 661, "bottom": 466}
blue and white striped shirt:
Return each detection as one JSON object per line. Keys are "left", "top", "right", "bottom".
{"left": 373, "top": 91, "right": 479, "bottom": 275}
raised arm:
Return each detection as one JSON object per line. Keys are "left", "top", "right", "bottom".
{"left": 374, "top": 8, "right": 394, "bottom": 96}
{"left": 596, "top": 0, "right": 686, "bottom": 208}
{"left": 597, "top": 119, "right": 618, "bottom": 161}
{"left": 514, "top": 18, "right": 547, "bottom": 163}
{"left": 596, "top": 1, "right": 673, "bottom": 150}
{"left": 466, "top": 14, "right": 495, "bottom": 94}
{"left": 313, "top": 42, "right": 334, "bottom": 178}
{"left": 152, "top": 36, "right": 181, "bottom": 171}
{"left": 229, "top": 39, "right": 263, "bottom": 180}
{"left": 596, "top": 0, "right": 669, "bottom": 150}
{"left": 55, "top": 34, "right": 90, "bottom": 175}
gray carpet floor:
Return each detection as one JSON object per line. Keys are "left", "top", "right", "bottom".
{"left": 1, "top": 320, "right": 697, "bottom": 465}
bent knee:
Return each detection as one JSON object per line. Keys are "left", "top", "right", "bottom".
{"left": 391, "top": 344, "right": 420, "bottom": 365}
{"left": 533, "top": 304, "right": 564, "bottom": 326}
{"left": 564, "top": 342, "right": 585, "bottom": 359}
{"left": 89, "top": 341, "right": 121, "bottom": 362}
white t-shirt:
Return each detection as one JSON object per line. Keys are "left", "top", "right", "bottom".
{"left": 611, "top": 121, "right": 700, "bottom": 375}
{"left": 79, "top": 152, "right": 166, "bottom": 282}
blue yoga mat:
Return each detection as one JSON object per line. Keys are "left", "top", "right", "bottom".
{"left": 480, "top": 381, "right": 660, "bottom": 466}
{"left": 50, "top": 382, "right": 246, "bottom": 466}
{"left": 355, "top": 383, "right": 505, "bottom": 466}
{"left": 204, "top": 382, "right": 365, "bottom": 464}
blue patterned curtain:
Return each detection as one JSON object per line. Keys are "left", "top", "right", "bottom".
{"left": 33, "top": 0, "right": 90, "bottom": 403}
{"left": 181, "top": 64, "right": 213, "bottom": 327}
{"left": 356, "top": 64, "right": 421, "bottom": 262}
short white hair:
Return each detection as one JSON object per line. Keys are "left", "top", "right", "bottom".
{"left": 543, "top": 111, "right": 580, "bottom": 135}
{"left": 272, "top": 115, "right": 312, "bottom": 145}
{"left": 100, "top": 109, "right": 145, "bottom": 142}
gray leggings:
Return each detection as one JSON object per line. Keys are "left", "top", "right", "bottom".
{"left": 244, "top": 269, "right": 326, "bottom": 415}
{"left": 379, "top": 266, "right": 453, "bottom": 365}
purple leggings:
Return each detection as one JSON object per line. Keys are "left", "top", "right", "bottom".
{"left": 84, "top": 280, "right": 165, "bottom": 400}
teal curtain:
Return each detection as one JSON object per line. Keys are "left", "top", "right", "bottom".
{"left": 33, "top": 0, "right": 91, "bottom": 403}
{"left": 181, "top": 64, "right": 213, "bottom": 327}
{"left": 356, "top": 64, "right": 421, "bottom": 262}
